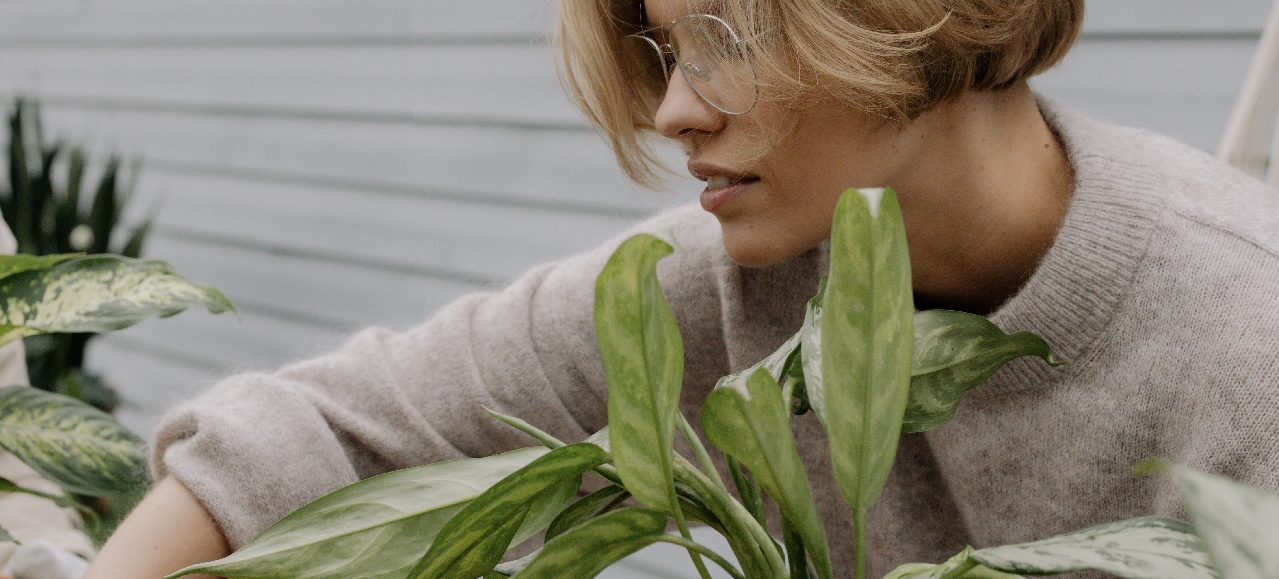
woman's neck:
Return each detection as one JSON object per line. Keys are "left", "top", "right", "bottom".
{"left": 888, "top": 83, "right": 1075, "bottom": 315}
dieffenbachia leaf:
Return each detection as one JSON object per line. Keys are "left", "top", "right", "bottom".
{"left": 715, "top": 328, "right": 802, "bottom": 396}
{"left": 968, "top": 516, "right": 1217, "bottom": 579}
{"left": 168, "top": 447, "right": 549, "bottom": 579}
{"left": 814, "top": 189, "right": 914, "bottom": 569}
{"left": 0, "top": 254, "right": 77, "bottom": 282}
{"left": 545, "top": 484, "right": 630, "bottom": 540}
{"left": 1169, "top": 464, "right": 1279, "bottom": 579}
{"left": 0, "top": 255, "right": 235, "bottom": 347}
{"left": 407, "top": 443, "right": 606, "bottom": 579}
{"left": 903, "top": 309, "right": 1061, "bottom": 432}
{"left": 702, "top": 368, "right": 833, "bottom": 579}
{"left": 0, "top": 385, "right": 148, "bottom": 496}
{"left": 595, "top": 233, "right": 683, "bottom": 513}
{"left": 884, "top": 549, "right": 1023, "bottom": 579}
{"left": 513, "top": 508, "right": 670, "bottom": 578}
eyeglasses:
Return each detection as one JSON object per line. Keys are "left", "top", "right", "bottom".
{"left": 621, "top": 13, "right": 759, "bottom": 116}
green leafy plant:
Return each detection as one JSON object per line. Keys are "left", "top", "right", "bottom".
{"left": 0, "top": 252, "right": 232, "bottom": 541}
{"left": 3, "top": 96, "right": 154, "bottom": 410}
{"left": 171, "top": 188, "right": 1265, "bottom": 579}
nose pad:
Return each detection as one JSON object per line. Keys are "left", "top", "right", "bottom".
{"left": 654, "top": 68, "right": 727, "bottom": 139}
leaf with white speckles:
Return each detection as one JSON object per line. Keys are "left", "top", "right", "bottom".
{"left": 1170, "top": 465, "right": 1279, "bottom": 579}
{"left": 0, "top": 255, "right": 234, "bottom": 347}
{"left": 0, "top": 385, "right": 149, "bottom": 496}
{"left": 970, "top": 516, "right": 1217, "bottom": 579}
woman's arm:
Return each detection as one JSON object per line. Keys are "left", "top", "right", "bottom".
{"left": 82, "top": 476, "right": 229, "bottom": 579}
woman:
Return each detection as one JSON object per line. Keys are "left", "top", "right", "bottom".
{"left": 86, "top": 0, "right": 1279, "bottom": 577}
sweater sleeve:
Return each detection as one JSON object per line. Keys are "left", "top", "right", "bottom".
{"left": 152, "top": 204, "right": 735, "bottom": 548}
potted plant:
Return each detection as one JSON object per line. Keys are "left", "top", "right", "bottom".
{"left": 171, "top": 189, "right": 1269, "bottom": 579}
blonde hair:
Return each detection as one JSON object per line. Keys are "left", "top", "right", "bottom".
{"left": 554, "top": 0, "right": 1084, "bottom": 188}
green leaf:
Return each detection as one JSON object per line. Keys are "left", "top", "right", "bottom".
{"left": 545, "top": 484, "right": 630, "bottom": 540}
{"left": 820, "top": 188, "right": 914, "bottom": 527}
{"left": 0, "top": 522, "right": 13, "bottom": 544}
{"left": 0, "top": 254, "right": 77, "bottom": 282}
{"left": 0, "top": 385, "right": 148, "bottom": 496}
{"left": 702, "top": 368, "right": 833, "bottom": 579}
{"left": 168, "top": 447, "right": 549, "bottom": 579}
{"left": 0, "top": 255, "right": 235, "bottom": 348}
{"left": 1169, "top": 464, "right": 1279, "bottom": 579}
{"left": 969, "top": 516, "right": 1217, "bottom": 579}
{"left": 513, "top": 508, "right": 670, "bottom": 579}
{"left": 407, "top": 443, "right": 606, "bottom": 579}
{"left": 715, "top": 328, "right": 802, "bottom": 392}
{"left": 595, "top": 233, "right": 683, "bottom": 513}
{"left": 903, "top": 310, "right": 1061, "bottom": 432}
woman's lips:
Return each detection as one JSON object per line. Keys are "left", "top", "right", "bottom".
{"left": 700, "top": 177, "right": 759, "bottom": 213}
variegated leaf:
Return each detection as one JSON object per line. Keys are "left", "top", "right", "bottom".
{"left": 969, "top": 516, "right": 1217, "bottom": 579}
{"left": 0, "top": 254, "right": 77, "bottom": 282}
{"left": 904, "top": 310, "right": 1061, "bottom": 432}
{"left": 0, "top": 386, "right": 148, "bottom": 496}
{"left": 169, "top": 447, "right": 549, "bottom": 579}
{"left": 1170, "top": 464, "right": 1279, "bottom": 579}
{"left": 0, "top": 255, "right": 234, "bottom": 347}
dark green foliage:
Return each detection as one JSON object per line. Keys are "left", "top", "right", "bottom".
{"left": 1, "top": 97, "right": 153, "bottom": 410}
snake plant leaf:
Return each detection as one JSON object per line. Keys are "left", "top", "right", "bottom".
{"left": 407, "top": 443, "right": 606, "bottom": 579}
{"left": 545, "top": 484, "right": 630, "bottom": 540}
{"left": 513, "top": 508, "right": 670, "bottom": 579}
{"left": 818, "top": 188, "right": 915, "bottom": 515}
{"left": 168, "top": 447, "right": 549, "bottom": 579}
{"left": 903, "top": 310, "right": 1062, "bottom": 432}
{"left": 969, "top": 516, "right": 1217, "bottom": 579}
{"left": 595, "top": 233, "right": 683, "bottom": 513}
{"left": 0, "top": 385, "right": 147, "bottom": 496}
{"left": 0, "top": 255, "right": 234, "bottom": 348}
{"left": 1169, "top": 464, "right": 1279, "bottom": 579}
{"left": 0, "top": 254, "right": 77, "bottom": 282}
{"left": 702, "top": 368, "right": 833, "bottom": 579}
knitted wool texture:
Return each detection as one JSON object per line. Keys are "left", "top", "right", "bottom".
{"left": 154, "top": 100, "right": 1279, "bottom": 577}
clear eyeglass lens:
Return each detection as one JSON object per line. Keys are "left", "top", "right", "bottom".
{"left": 669, "top": 15, "right": 756, "bottom": 114}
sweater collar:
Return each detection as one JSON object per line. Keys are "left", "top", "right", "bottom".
{"left": 984, "top": 97, "right": 1168, "bottom": 388}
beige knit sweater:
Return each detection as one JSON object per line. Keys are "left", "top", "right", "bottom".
{"left": 154, "top": 100, "right": 1279, "bottom": 577}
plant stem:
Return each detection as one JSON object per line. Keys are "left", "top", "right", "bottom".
{"left": 671, "top": 480, "right": 715, "bottom": 579}
{"left": 677, "top": 413, "right": 728, "bottom": 494}
{"left": 483, "top": 407, "right": 566, "bottom": 449}
{"left": 655, "top": 535, "right": 748, "bottom": 579}
{"left": 726, "top": 456, "right": 765, "bottom": 528}
{"left": 676, "top": 457, "right": 788, "bottom": 579}
{"left": 854, "top": 507, "right": 867, "bottom": 579}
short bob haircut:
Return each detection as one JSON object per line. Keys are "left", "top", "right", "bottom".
{"left": 555, "top": 0, "right": 1085, "bottom": 188}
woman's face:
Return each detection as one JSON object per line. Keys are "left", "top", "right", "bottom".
{"left": 644, "top": 0, "right": 916, "bottom": 267}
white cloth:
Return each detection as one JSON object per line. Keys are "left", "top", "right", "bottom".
{"left": 2, "top": 541, "right": 89, "bottom": 579}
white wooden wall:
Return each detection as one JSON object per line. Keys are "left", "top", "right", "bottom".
{"left": 0, "top": 0, "right": 1270, "bottom": 442}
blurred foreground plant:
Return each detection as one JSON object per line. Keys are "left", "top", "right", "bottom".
{"left": 174, "top": 189, "right": 1267, "bottom": 579}
{"left": 0, "top": 252, "right": 232, "bottom": 542}
{"left": 3, "top": 96, "right": 153, "bottom": 411}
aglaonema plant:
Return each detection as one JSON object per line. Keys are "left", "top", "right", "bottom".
{"left": 0, "top": 252, "right": 234, "bottom": 541}
{"left": 170, "top": 188, "right": 1264, "bottom": 579}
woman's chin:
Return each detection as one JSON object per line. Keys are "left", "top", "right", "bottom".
{"left": 720, "top": 230, "right": 805, "bottom": 268}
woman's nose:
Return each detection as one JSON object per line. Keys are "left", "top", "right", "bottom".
{"left": 654, "top": 71, "right": 727, "bottom": 139}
